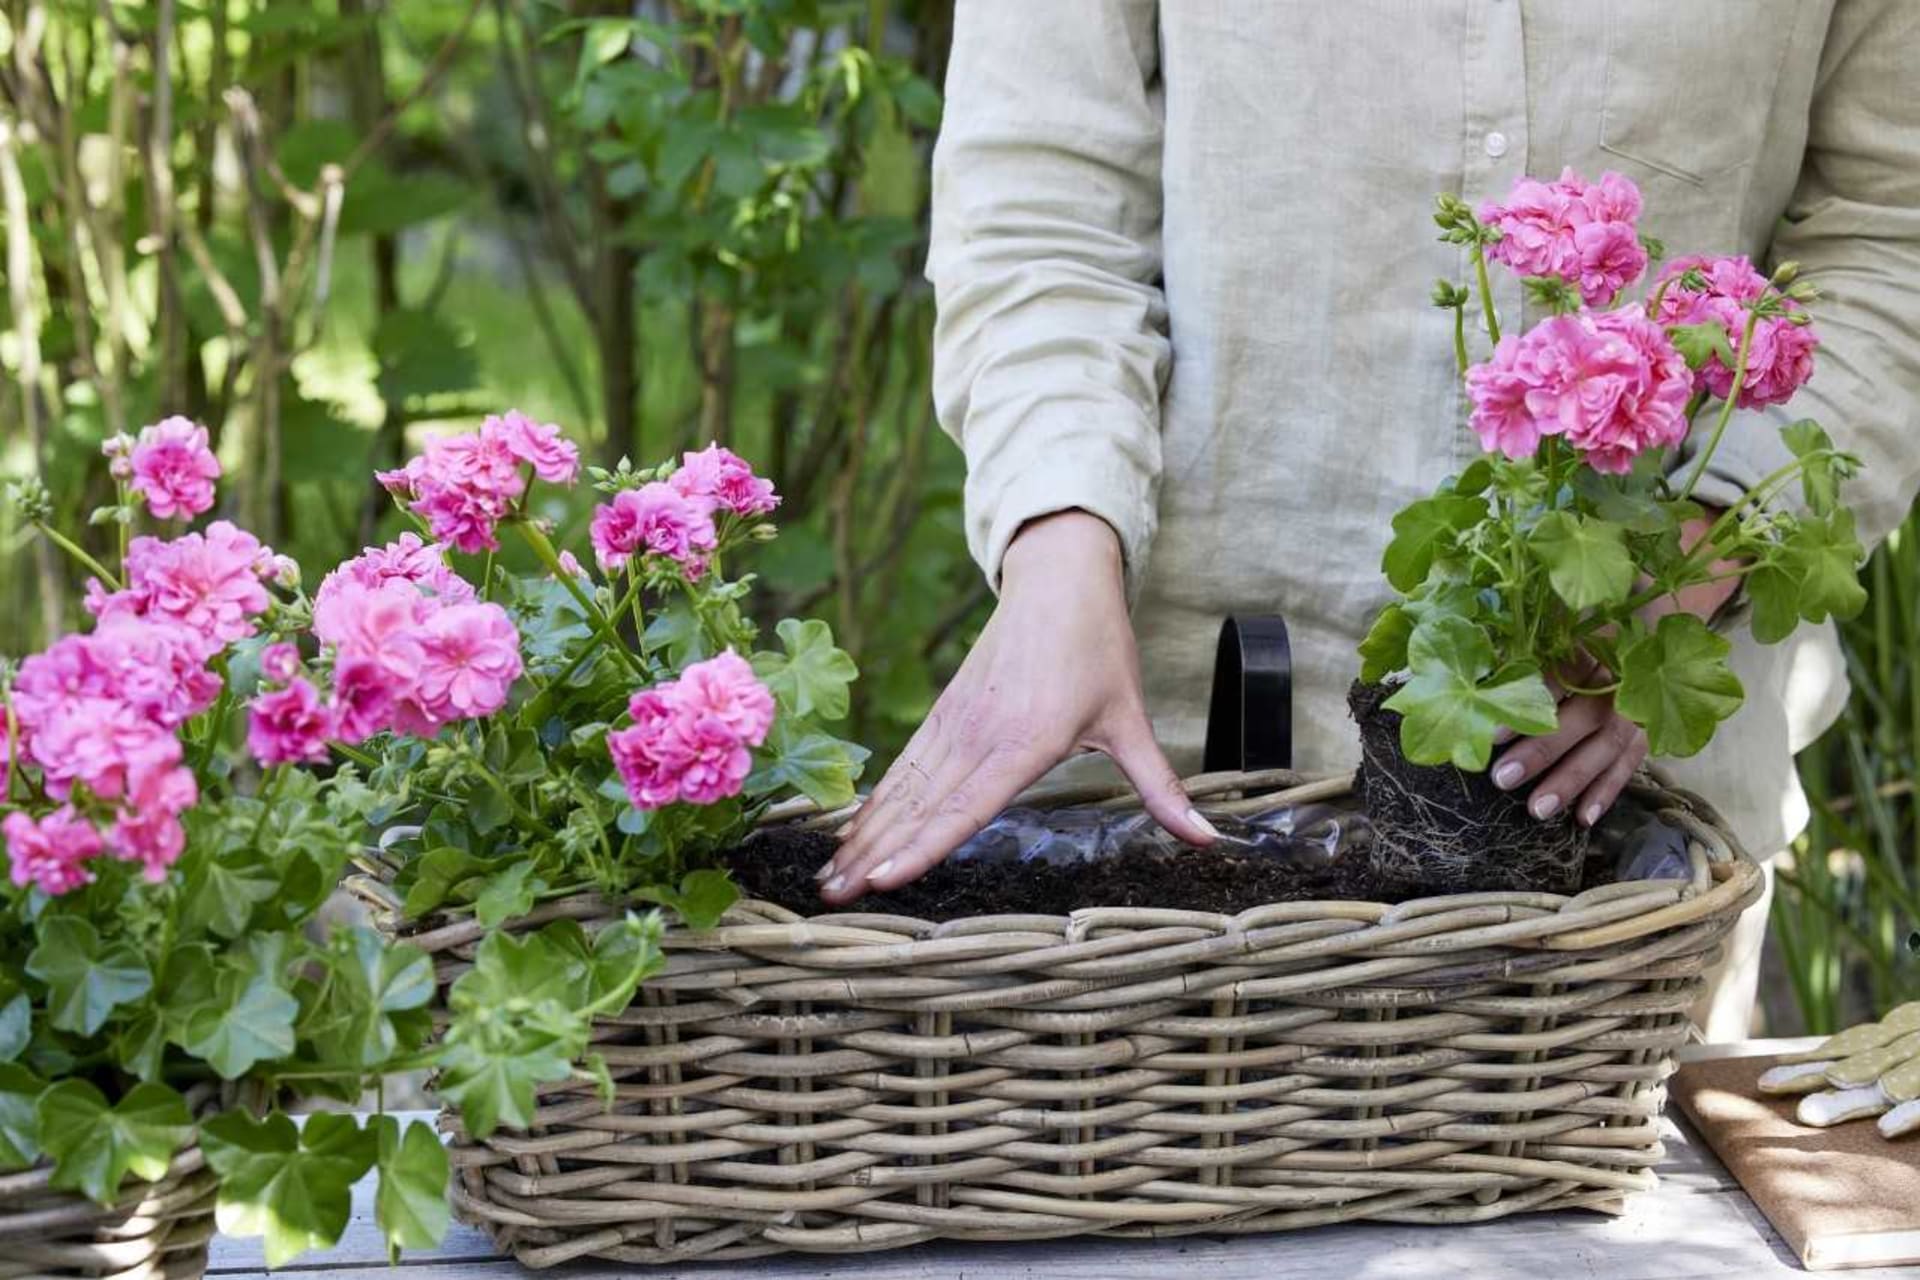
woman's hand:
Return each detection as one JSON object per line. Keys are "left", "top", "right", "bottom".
{"left": 816, "top": 510, "right": 1216, "bottom": 905}
{"left": 1492, "top": 510, "right": 1740, "bottom": 826}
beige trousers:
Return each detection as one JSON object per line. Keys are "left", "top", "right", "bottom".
{"left": 1692, "top": 859, "right": 1775, "bottom": 1042}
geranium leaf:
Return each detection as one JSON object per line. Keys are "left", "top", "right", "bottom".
{"left": 1745, "top": 561, "right": 1801, "bottom": 645}
{"left": 37, "top": 1080, "right": 191, "bottom": 1205}
{"left": 753, "top": 618, "right": 859, "bottom": 721}
{"left": 1616, "top": 613, "right": 1745, "bottom": 757}
{"left": 1358, "top": 605, "right": 1414, "bottom": 684}
{"left": 586, "top": 911, "right": 667, "bottom": 1003}
{"left": 1668, "top": 320, "right": 1737, "bottom": 370}
{"left": 1781, "top": 419, "right": 1840, "bottom": 515}
{"left": 1785, "top": 509, "right": 1868, "bottom": 624}
{"left": 474, "top": 862, "right": 542, "bottom": 928}
{"left": 1383, "top": 616, "right": 1558, "bottom": 770}
{"left": 1528, "top": 510, "right": 1635, "bottom": 609}
{"left": 635, "top": 870, "right": 737, "bottom": 930}
{"left": 202, "top": 1111, "right": 378, "bottom": 1269}
{"left": 0, "top": 1064, "right": 43, "bottom": 1170}
{"left": 0, "top": 993, "right": 31, "bottom": 1063}
{"left": 371, "top": 1115, "right": 450, "bottom": 1258}
{"left": 182, "top": 958, "right": 300, "bottom": 1080}
{"left": 1381, "top": 494, "right": 1489, "bottom": 592}
{"left": 27, "top": 917, "right": 152, "bottom": 1036}
{"left": 315, "top": 931, "right": 435, "bottom": 1071}
{"left": 745, "top": 721, "right": 868, "bottom": 809}
{"left": 435, "top": 1023, "right": 577, "bottom": 1139}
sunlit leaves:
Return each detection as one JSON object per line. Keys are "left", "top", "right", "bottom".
{"left": 202, "top": 1111, "right": 378, "bottom": 1268}
{"left": 37, "top": 1081, "right": 191, "bottom": 1205}
{"left": 1529, "top": 511, "right": 1634, "bottom": 609}
{"left": 1383, "top": 616, "right": 1559, "bottom": 770}
{"left": 26, "top": 918, "right": 151, "bottom": 1037}
{"left": 1382, "top": 494, "right": 1490, "bottom": 592}
{"left": 1616, "top": 614, "right": 1745, "bottom": 757}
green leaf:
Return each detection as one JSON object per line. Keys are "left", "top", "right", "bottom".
{"left": 1745, "top": 562, "right": 1801, "bottom": 645}
{"left": 316, "top": 931, "right": 435, "bottom": 1071}
{"left": 37, "top": 1081, "right": 191, "bottom": 1205}
{"left": 1382, "top": 616, "right": 1559, "bottom": 770}
{"left": 0, "top": 1064, "right": 43, "bottom": 1170}
{"left": 1572, "top": 469, "right": 1671, "bottom": 535}
{"left": 636, "top": 869, "right": 737, "bottom": 931}
{"left": 1358, "top": 605, "right": 1414, "bottom": 684}
{"left": 182, "top": 955, "right": 299, "bottom": 1079}
{"left": 27, "top": 917, "right": 152, "bottom": 1036}
{"left": 202, "top": 1111, "right": 378, "bottom": 1269}
{"left": 474, "top": 862, "right": 542, "bottom": 928}
{"left": 451, "top": 927, "right": 587, "bottom": 1015}
{"left": 183, "top": 854, "right": 281, "bottom": 939}
{"left": 1382, "top": 494, "right": 1489, "bottom": 592}
{"left": 0, "top": 993, "right": 31, "bottom": 1062}
{"left": 371, "top": 1116, "right": 449, "bottom": 1257}
{"left": 1781, "top": 419, "right": 1841, "bottom": 515}
{"left": 1528, "top": 511, "right": 1635, "bottom": 610}
{"left": 1451, "top": 458, "right": 1494, "bottom": 496}
{"left": 1786, "top": 509, "right": 1869, "bottom": 624}
{"left": 1668, "top": 320, "right": 1737, "bottom": 371}
{"left": 1616, "top": 613, "right": 1746, "bottom": 757}
{"left": 402, "top": 846, "right": 491, "bottom": 917}
{"left": 586, "top": 912, "right": 667, "bottom": 1004}
{"left": 745, "top": 721, "right": 868, "bottom": 810}
{"left": 753, "top": 618, "right": 859, "bottom": 721}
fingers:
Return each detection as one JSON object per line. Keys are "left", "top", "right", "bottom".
{"left": 1490, "top": 694, "right": 1611, "bottom": 801}
{"left": 1571, "top": 725, "right": 1648, "bottom": 827}
{"left": 1098, "top": 709, "right": 1216, "bottom": 845}
{"left": 1515, "top": 709, "right": 1647, "bottom": 825}
{"left": 822, "top": 737, "right": 1050, "bottom": 904}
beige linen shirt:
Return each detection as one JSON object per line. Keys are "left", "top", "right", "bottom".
{"left": 927, "top": 0, "right": 1920, "bottom": 860}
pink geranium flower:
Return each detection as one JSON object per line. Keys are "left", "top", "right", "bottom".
{"left": 247, "top": 678, "right": 334, "bottom": 766}
{"left": 410, "top": 603, "right": 524, "bottom": 723}
{"left": 26, "top": 696, "right": 184, "bottom": 803}
{"left": 605, "top": 651, "right": 777, "bottom": 811}
{"left": 328, "top": 656, "right": 397, "bottom": 744}
{"left": 1481, "top": 168, "right": 1648, "bottom": 306}
{"left": 1467, "top": 309, "right": 1691, "bottom": 474}
{"left": 2, "top": 808, "right": 102, "bottom": 896}
{"left": 484, "top": 411, "right": 580, "bottom": 485}
{"left": 590, "top": 482, "right": 718, "bottom": 574}
{"left": 128, "top": 416, "right": 221, "bottom": 520}
{"left": 108, "top": 763, "right": 197, "bottom": 882}
{"left": 669, "top": 444, "right": 780, "bottom": 516}
{"left": 1651, "top": 254, "right": 1819, "bottom": 408}
{"left": 260, "top": 642, "right": 301, "bottom": 684}
{"left": 89, "top": 522, "right": 276, "bottom": 658}
{"left": 313, "top": 533, "right": 475, "bottom": 620}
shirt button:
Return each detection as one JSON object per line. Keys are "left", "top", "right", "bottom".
{"left": 1483, "top": 130, "right": 1510, "bottom": 158}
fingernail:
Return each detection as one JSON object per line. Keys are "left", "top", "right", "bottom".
{"left": 823, "top": 874, "right": 846, "bottom": 894}
{"left": 1186, "top": 808, "right": 1221, "bottom": 840}
{"left": 1531, "top": 792, "right": 1561, "bottom": 821}
{"left": 1493, "top": 761, "right": 1525, "bottom": 790}
{"left": 813, "top": 861, "right": 836, "bottom": 882}
{"left": 865, "top": 859, "right": 894, "bottom": 883}
{"left": 1583, "top": 802, "right": 1604, "bottom": 827}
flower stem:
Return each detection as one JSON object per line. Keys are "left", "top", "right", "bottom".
{"left": 1471, "top": 239, "right": 1502, "bottom": 345}
{"left": 33, "top": 521, "right": 122, "bottom": 589}
{"left": 1451, "top": 302, "right": 1469, "bottom": 376}
{"left": 332, "top": 741, "right": 379, "bottom": 770}
{"left": 1677, "top": 307, "right": 1763, "bottom": 502}
{"left": 513, "top": 521, "right": 645, "bottom": 679}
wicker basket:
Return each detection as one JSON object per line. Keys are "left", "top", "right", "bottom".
{"left": 0, "top": 1141, "right": 216, "bottom": 1280}
{"left": 379, "top": 769, "right": 1762, "bottom": 1269}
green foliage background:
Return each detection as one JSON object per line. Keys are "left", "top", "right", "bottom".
{"left": 0, "top": 0, "right": 1912, "bottom": 1034}
{"left": 0, "top": 0, "right": 977, "bottom": 767}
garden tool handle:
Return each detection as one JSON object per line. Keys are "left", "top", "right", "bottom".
{"left": 1203, "top": 614, "right": 1293, "bottom": 772}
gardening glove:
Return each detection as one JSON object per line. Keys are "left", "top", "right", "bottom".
{"left": 1757, "top": 1002, "right": 1920, "bottom": 1139}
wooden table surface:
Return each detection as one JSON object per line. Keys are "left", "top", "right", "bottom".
{"left": 209, "top": 1040, "right": 1920, "bottom": 1279}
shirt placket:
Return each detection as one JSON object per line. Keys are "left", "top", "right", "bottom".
{"left": 1456, "top": 0, "right": 1530, "bottom": 467}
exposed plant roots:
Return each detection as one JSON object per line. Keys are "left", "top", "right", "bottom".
{"left": 1349, "top": 680, "right": 1588, "bottom": 895}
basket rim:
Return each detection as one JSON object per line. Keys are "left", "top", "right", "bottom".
{"left": 367, "top": 770, "right": 1762, "bottom": 959}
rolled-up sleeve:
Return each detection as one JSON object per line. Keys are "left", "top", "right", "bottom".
{"left": 927, "top": 0, "right": 1169, "bottom": 597}
{"left": 1674, "top": 0, "right": 1920, "bottom": 549}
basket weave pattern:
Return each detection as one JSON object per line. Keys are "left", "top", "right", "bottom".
{"left": 402, "top": 774, "right": 1762, "bottom": 1268}
{"left": 0, "top": 1145, "right": 215, "bottom": 1280}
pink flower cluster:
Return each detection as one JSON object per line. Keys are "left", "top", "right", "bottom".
{"left": 607, "top": 652, "right": 775, "bottom": 810}
{"left": 1651, "top": 254, "right": 1818, "bottom": 409}
{"left": 376, "top": 411, "right": 581, "bottom": 554}
{"left": 588, "top": 445, "right": 778, "bottom": 575}
{"left": 124, "top": 416, "right": 222, "bottom": 520}
{"left": 1467, "top": 309, "right": 1693, "bottom": 474}
{"left": 295, "top": 535, "right": 522, "bottom": 753}
{"left": 1480, "top": 168, "right": 1648, "bottom": 307}
{"left": 4, "top": 609, "right": 224, "bottom": 891}
{"left": 86, "top": 522, "right": 280, "bottom": 662}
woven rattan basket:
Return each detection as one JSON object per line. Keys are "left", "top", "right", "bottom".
{"left": 0, "top": 1140, "right": 215, "bottom": 1280}
{"left": 376, "top": 768, "right": 1762, "bottom": 1269}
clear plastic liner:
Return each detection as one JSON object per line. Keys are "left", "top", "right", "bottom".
{"left": 948, "top": 793, "right": 1693, "bottom": 883}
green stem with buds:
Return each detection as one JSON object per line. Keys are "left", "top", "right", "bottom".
{"left": 513, "top": 520, "right": 645, "bottom": 679}
{"left": 1471, "top": 238, "right": 1502, "bottom": 345}
{"left": 1677, "top": 307, "right": 1764, "bottom": 503}
{"left": 33, "top": 521, "right": 122, "bottom": 589}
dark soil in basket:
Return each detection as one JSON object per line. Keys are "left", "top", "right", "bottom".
{"left": 721, "top": 823, "right": 1618, "bottom": 921}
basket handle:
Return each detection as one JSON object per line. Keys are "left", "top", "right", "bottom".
{"left": 1202, "top": 614, "right": 1293, "bottom": 772}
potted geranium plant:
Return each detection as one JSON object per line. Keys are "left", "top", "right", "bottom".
{"left": 1, "top": 420, "right": 459, "bottom": 1274}
{"left": 1353, "top": 168, "right": 1864, "bottom": 893}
